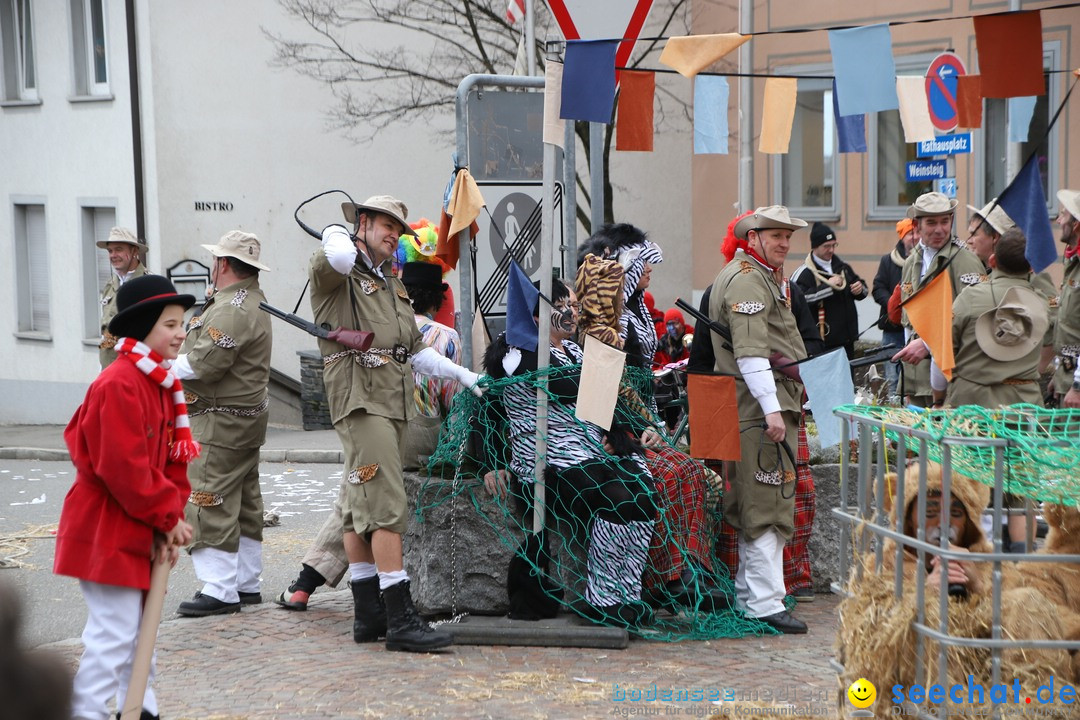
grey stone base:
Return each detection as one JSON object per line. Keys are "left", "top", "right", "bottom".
{"left": 403, "top": 465, "right": 858, "bottom": 614}
{"left": 442, "top": 614, "right": 629, "bottom": 648}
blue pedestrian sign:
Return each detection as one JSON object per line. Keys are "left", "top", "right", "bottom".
{"left": 925, "top": 52, "right": 967, "bottom": 133}
{"left": 906, "top": 160, "right": 948, "bottom": 183}
{"left": 916, "top": 133, "right": 972, "bottom": 157}
{"left": 935, "top": 178, "right": 957, "bottom": 199}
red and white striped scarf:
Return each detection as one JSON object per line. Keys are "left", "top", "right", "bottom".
{"left": 115, "top": 337, "right": 201, "bottom": 462}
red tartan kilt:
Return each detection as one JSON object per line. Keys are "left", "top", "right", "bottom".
{"left": 643, "top": 446, "right": 713, "bottom": 586}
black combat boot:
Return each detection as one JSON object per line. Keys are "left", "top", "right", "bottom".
{"left": 349, "top": 577, "right": 387, "bottom": 643}
{"left": 381, "top": 580, "right": 452, "bottom": 652}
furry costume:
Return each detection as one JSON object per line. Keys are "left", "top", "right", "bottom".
{"left": 836, "top": 463, "right": 1074, "bottom": 718}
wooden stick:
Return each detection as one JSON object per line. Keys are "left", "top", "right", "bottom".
{"left": 119, "top": 557, "right": 171, "bottom": 720}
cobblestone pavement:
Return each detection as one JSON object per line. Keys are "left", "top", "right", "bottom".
{"left": 46, "top": 591, "right": 842, "bottom": 720}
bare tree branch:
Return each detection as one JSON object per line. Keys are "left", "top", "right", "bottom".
{"left": 265, "top": 0, "right": 691, "bottom": 225}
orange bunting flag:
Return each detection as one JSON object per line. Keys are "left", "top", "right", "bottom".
{"left": 616, "top": 70, "right": 655, "bottom": 152}
{"left": 903, "top": 270, "right": 955, "bottom": 380}
{"left": 973, "top": 11, "right": 1045, "bottom": 98}
{"left": 956, "top": 75, "right": 983, "bottom": 129}
{"left": 659, "top": 34, "right": 750, "bottom": 78}
{"left": 758, "top": 77, "right": 797, "bottom": 154}
{"left": 687, "top": 374, "right": 741, "bottom": 460}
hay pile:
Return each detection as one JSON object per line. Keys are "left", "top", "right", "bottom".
{"left": 837, "top": 564, "right": 1074, "bottom": 719}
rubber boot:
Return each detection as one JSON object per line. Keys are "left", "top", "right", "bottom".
{"left": 381, "top": 580, "right": 452, "bottom": 652}
{"left": 349, "top": 577, "right": 387, "bottom": 643}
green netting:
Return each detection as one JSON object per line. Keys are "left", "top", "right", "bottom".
{"left": 419, "top": 363, "right": 788, "bottom": 641}
{"left": 835, "top": 403, "right": 1080, "bottom": 507}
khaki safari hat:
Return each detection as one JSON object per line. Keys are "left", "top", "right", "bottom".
{"left": 974, "top": 286, "right": 1049, "bottom": 362}
{"left": 96, "top": 226, "right": 148, "bottom": 250}
{"left": 340, "top": 195, "right": 418, "bottom": 237}
{"left": 733, "top": 205, "right": 808, "bottom": 240}
{"left": 966, "top": 199, "right": 1015, "bottom": 236}
{"left": 1057, "top": 189, "right": 1080, "bottom": 221}
{"left": 201, "top": 230, "right": 271, "bottom": 272}
{"left": 907, "top": 191, "right": 959, "bottom": 219}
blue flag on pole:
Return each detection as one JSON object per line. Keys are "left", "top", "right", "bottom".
{"left": 560, "top": 40, "right": 618, "bottom": 124}
{"left": 505, "top": 260, "right": 539, "bottom": 352}
{"left": 997, "top": 153, "right": 1057, "bottom": 273}
{"left": 832, "top": 79, "right": 866, "bottom": 153}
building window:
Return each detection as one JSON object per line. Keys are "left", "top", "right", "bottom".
{"left": 868, "top": 52, "right": 937, "bottom": 220}
{"left": 81, "top": 205, "right": 116, "bottom": 340}
{"left": 0, "top": 0, "right": 38, "bottom": 102}
{"left": 979, "top": 44, "right": 1059, "bottom": 211}
{"left": 13, "top": 203, "right": 50, "bottom": 337}
{"left": 70, "top": 0, "right": 108, "bottom": 96}
{"left": 773, "top": 70, "right": 839, "bottom": 220}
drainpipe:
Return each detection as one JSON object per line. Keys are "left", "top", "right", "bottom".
{"left": 124, "top": 0, "right": 145, "bottom": 241}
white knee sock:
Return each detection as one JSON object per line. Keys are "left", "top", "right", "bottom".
{"left": 378, "top": 569, "right": 409, "bottom": 590}
{"left": 349, "top": 562, "right": 378, "bottom": 582}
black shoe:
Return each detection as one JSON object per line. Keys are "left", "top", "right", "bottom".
{"left": 176, "top": 591, "right": 241, "bottom": 617}
{"left": 116, "top": 710, "right": 159, "bottom": 719}
{"left": 792, "top": 588, "right": 815, "bottom": 603}
{"left": 582, "top": 601, "right": 654, "bottom": 628}
{"left": 665, "top": 569, "right": 735, "bottom": 613}
{"left": 349, "top": 577, "right": 387, "bottom": 643}
{"left": 382, "top": 580, "right": 452, "bottom": 652}
{"left": 238, "top": 591, "right": 263, "bottom": 605}
{"left": 759, "top": 610, "right": 807, "bottom": 634}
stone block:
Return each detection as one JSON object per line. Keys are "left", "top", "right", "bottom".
{"left": 404, "top": 464, "right": 862, "bottom": 613}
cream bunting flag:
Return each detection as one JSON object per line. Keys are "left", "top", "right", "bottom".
{"left": 659, "top": 34, "right": 750, "bottom": 78}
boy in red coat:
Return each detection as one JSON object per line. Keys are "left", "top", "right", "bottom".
{"left": 55, "top": 275, "right": 197, "bottom": 720}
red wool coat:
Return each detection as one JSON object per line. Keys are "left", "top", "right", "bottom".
{"left": 54, "top": 357, "right": 191, "bottom": 590}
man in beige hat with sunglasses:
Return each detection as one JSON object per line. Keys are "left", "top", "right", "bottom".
{"left": 171, "top": 230, "right": 274, "bottom": 617}
{"left": 308, "top": 195, "right": 482, "bottom": 652}
{"left": 892, "top": 191, "right": 986, "bottom": 407}
{"left": 97, "top": 226, "right": 149, "bottom": 369}
{"left": 708, "top": 205, "right": 809, "bottom": 634}
{"left": 1053, "top": 189, "right": 1080, "bottom": 409}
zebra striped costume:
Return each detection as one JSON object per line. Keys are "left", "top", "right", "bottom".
{"left": 495, "top": 336, "right": 655, "bottom": 610}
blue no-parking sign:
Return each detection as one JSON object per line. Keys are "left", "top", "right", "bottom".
{"left": 925, "top": 52, "right": 967, "bottom": 133}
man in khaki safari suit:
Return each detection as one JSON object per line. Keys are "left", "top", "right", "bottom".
{"left": 97, "top": 226, "right": 149, "bottom": 368}
{"left": 172, "top": 231, "right": 273, "bottom": 617}
{"left": 708, "top": 205, "right": 809, "bottom": 635}
{"left": 309, "top": 195, "right": 481, "bottom": 653}
{"left": 892, "top": 192, "right": 986, "bottom": 407}
{"left": 949, "top": 228, "right": 1050, "bottom": 409}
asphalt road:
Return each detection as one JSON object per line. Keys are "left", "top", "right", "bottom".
{"left": 0, "top": 460, "right": 341, "bottom": 647}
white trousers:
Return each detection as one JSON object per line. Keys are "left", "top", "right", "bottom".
{"left": 72, "top": 580, "right": 158, "bottom": 720}
{"left": 734, "top": 529, "right": 787, "bottom": 618}
{"left": 191, "top": 537, "right": 262, "bottom": 602}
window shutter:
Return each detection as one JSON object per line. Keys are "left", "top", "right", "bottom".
{"left": 25, "top": 205, "right": 49, "bottom": 333}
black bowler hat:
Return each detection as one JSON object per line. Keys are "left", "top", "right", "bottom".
{"left": 108, "top": 275, "right": 196, "bottom": 340}
{"left": 400, "top": 262, "right": 448, "bottom": 292}
{"left": 810, "top": 222, "right": 836, "bottom": 249}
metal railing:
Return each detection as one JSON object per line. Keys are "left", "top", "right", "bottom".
{"left": 831, "top": 408, "right": 1080, "bottom": 720}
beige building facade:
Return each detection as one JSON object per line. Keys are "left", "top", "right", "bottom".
{"left": 690, "top": 0, "right": 1078, "bottom": 335}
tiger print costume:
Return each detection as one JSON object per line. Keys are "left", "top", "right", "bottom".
{"left": 575, "top": 253, "right": 625, "bottom": 349}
